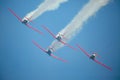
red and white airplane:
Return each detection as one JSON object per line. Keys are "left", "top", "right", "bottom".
{"left": 76, "top": 44, "right": 112, "bottom": 71}
{"left": 41, "top": 25, "right": 77, "bottom": 51}
{"left": 8, "top": 8, "right": 42, "bottom": 35}
{"left": 32, "top": 40, "right": 67, "bottom": 63}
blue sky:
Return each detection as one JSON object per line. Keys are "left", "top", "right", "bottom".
{"left": 0, "top": 0, "right": 120, "bottom": 80}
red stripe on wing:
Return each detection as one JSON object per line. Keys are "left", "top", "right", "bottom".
{"left": 60, "top": 40, "right": 77, "bottom": 51}
{"left": 32, "top": 40, "right": 46, "bottom": 53}
{"left": 51, "top": 54, "right": 68, "bottom": 63}
{"left": 26, "top": 24, "right": 43, "bottom": 35}
{"left": 41, "top": 25, "right": 56, "bottom": 38}
{"left": 8, "top": 8, "right": 22, "bottom": 22}
{"left": 94, "top": 59, "right": 112, "bottom": 71}
{"left": 76, "top": 44, "right": 90, "bottom": 57}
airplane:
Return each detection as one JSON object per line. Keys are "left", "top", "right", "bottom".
{"left": 41, "top": 25, "right": 77, "bottom": 51}
{"left": 76, "top": 44, "right": 112, "bottom": 71}
{"left": 8, "top": 8, "right": 42, "bottom": 35}
{"left": 32, "top": 40, "right": 68, "bottom": 63}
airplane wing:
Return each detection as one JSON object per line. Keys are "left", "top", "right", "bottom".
{"left": 8, "top": 8, "right": 42, "bottom": 35}
{"left": 32, "top": 40, "right": 67, "bottom": 63}
{"left": 26, "top": 24, "right": 43, "bottom": 34}
{"left": 50, "top": 54, "right": 67, "bottom": 63}
{"left": 76, "top": 44, "right": 90, "bottom": 57}
{"left": 8, "top": 8, "right": 22, "bottom": 22}
{"left": 42, "top": 25, "right": 76, "bottom": 51}
{"left": 8, "top": 8, "right": 32, "bottom": 22}
{"left": 41, "top": 25, "right": 56, "bottom": 38}
{"left": 94, "top": 59, "right": 112, "bottom": 71}
{"left": 32, "top": 40, "right": 47, "bottom": 53}
{"left": 60, "top": 40, "right": 77, "bottom": 51}
{"left": 77, "top": 44, "right": 112, "bottom": 71}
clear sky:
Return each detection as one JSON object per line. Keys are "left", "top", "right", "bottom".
{"left": 0, "top": 0, "right": 120, "bottom": 80}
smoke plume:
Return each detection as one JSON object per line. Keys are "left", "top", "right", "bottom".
{"left": 50, "top": 0, "right": 110, "bottom": 51}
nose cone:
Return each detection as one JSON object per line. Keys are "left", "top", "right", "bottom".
{"left": 56, "top": 36, "right": 62, "bottom": 41}
{"left": 46, "top": 49, "right": 52, "bottom": 56}
{"left": 22, "top": 20, "right": 28, "bottom": 24}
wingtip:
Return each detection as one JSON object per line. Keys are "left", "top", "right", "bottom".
{"left": 76, "top": 44, "right": 80, "bottom": 48}
{"left": 8, "top": 7, "right": 10, "bottom": 10}
{"left": 32, "top": 40, "right": 37, "bottom": 45}
{"left": 63, "top": 60, "right": 68, "bottom": 63}
{"left": 8, "top": 8, "right": 11, "bottom": 11}
{"left": 108, "top": 67, "right": 112, "bottom": 71}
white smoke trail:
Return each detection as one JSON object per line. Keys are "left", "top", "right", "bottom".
{"left": 50, "top": 0, "right": 110, "bottom": 51}
{"left": 23, "top": 0, "right": 68, "bottom": 21}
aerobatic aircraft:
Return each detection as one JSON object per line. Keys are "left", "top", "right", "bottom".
{"left": 8, "top": 8, "right": 42, "bottom": 34}
{"left": 76, "top": 44, "right": 112, "bottom": 71}
{"left": 41, "top": 25, "right": 76, "bottom": 51}
{"left": 32, "top": 40, "right": 67, "bottom": 63}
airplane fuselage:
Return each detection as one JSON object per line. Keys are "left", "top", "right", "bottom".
{"left": 22, "top": 20, "right": 28, "bottom": 24}
{"left": 90, "top": 54, "right": 96, "bottom": 60}
{"left": 46, "top": 49, "right": 53, "bottom": 56}
{"left": 56, "top": 36, "right": 62, "bottom": 41}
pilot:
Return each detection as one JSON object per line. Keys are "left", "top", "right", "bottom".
{"left": 90, "top": 52, "right": 97, "bottom": 60}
